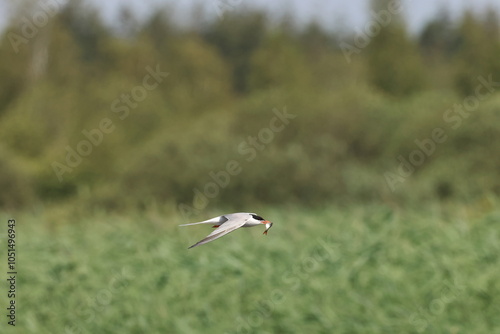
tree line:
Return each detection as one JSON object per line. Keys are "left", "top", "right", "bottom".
{"left": 1, "top": 1, "right": 499, "bottom": 211}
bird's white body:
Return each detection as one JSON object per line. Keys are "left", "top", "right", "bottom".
{"left": 179, "top": 212, "right": 273, "bottom": 249}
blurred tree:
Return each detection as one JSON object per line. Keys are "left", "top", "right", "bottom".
{"left": 0, "top": 2, "right": 499, "bottom": 210}
{"left": 117, "top": 6, "right": 140, "bottom": 38}
{"left": 141, "top": 10, "right": 176, "bottom": 54}
{"left": 300, "top": 21, "right": 334, "bottom": 59}
{"left": 57, "top": 0, "right": 112, "bottom": 65}
{"left": 164, "top": 35, "right": 232, "bottom": 112}
{"left": 419, "top": 10, "right": 458, "bottom": 61}
{"left": 0, "top": 33, "right": 29, "bottom": 114}
{"left": 202, "top": 11, "right": 267, "bottom": 93}
{"left": 0, "top": 148, "right": 34, "bottom": 208}
{"left": 299, "top": 22, "right": 359, "bottom": 91}
{"left": 44, "top": 16, "right": 83, "bottom": 85}
{"left": 248, "top": 32, "right": 312, "bottom": 92}
{"left": 484, "top": 6, "right": 500, "bottom": 41}
{"left": 366, "top": 0, "right": 426, "bottom": 96}
{"left": 453, "top": 9, "right": 500, "bottom": 96}
{"left": 418, "top": 10, "right": 460, "bottom": 90}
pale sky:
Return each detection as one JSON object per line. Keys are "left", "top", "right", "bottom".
{"left": 1, "top": 0, "right": 500, "bottom": 33}
{"left": 85, "top": 0, "right": 500, "bottom": 32}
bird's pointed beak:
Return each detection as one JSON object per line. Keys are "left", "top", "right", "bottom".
{"left": 263, "top": 221, "right": 273, "bottom": 235}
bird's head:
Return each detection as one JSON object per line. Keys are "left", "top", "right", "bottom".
{"left": 251, "top": 214, "right": 273, "bottom": 235}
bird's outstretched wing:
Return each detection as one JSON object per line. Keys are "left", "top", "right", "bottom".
{"left": 179, "top": 215, "right": 228, "bottom": 227}
{"left": 187, "top": 218, "right": 247, "bottom": 249}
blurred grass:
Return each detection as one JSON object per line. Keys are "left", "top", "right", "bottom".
{"left": 8, "top": 204, "right": 499, "bottom": 333}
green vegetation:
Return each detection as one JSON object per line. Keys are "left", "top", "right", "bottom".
{"left": 12, "top": 205, "right": 500, "bottom": 333}
{"left": 0, "top": 3, "right": 499, "bottom": 211}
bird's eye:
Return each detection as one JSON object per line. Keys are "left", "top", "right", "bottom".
{"left": 252, "top": 214, "right": 264, "bottom": 221}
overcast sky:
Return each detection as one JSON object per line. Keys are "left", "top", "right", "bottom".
{"left": 2, "top": 0, "right": 500, "bottom": 33}
{"left": 86, "top": 0, "right": 500, "bottom": 32}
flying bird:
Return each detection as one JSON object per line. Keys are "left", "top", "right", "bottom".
{"left": 179, "top": 213, "right": 273, "bottom": 249}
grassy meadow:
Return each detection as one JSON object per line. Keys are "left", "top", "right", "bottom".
{"left": 10, "top": 203, "right": 500, "bottom": 334}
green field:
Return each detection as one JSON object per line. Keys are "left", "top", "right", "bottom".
{"left": 8, "top": 204, "right": 500, "bottom": 333}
